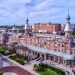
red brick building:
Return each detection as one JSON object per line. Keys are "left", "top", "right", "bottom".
{"left": 0, "top": 14, "right": 75, "bottom": 69}
{"left": 32, "top": 23, "right": 62, "bottom": 34}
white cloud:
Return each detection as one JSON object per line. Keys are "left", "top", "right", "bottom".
{"left": 0, "top": 0, "right": 75, "bottom": 25}
{"left": 33, "top": 0, "right": 56, "bottom": 10}
{"left": 29, "top": 7, "right": 62, "bottom": 18}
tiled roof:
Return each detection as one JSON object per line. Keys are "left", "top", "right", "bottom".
{"left": 24, "top": 44, "right": 75, "bottom": 60}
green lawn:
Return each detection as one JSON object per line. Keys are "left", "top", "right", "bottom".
{"left": 34, "top": 63, "right": 65, "bottom": 75}
{"left": 39, "top": 69, "right": 57, "bottom": 75}
{"left": 9, "top": 54, "right": 28, "bottom": 65}
{"left": 0, "top": 47, "right": 6, "bottom": 53}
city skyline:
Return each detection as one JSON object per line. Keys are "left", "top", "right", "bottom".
{"left": 0, "top": 0, "right": 75, "bottom": 25}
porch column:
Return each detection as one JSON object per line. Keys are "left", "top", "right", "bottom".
{"left": 31, "top": 51, "right": 33, "bottom": 56}
{"left": 58, "top": 57, "right": 63, "bottom": 64}
{"left": 28, "top": 51, "right": 31, "bottom": 56}
{"left": 64, "top": 60, "right": 71, "bottom": 67}
{"left": 54, "top": 57, "right": 56, "bottom": 62}
{"left": 64, "top": 60, "right": 67, "bottom": 66}
{"left": 40, "top": 53, "right": 42, "bottom": 58}
{"left": 72, "top": 60, "right": 75, "bottom": 67}
{"left": 70, "top": 61, "right": 73, "bottom": 68}
{"left": 32, "top": 51, "right": 34, "bottom": 56}
{"left": 61, "top": 59, "right": 64, "bottom": 64}
{"left": 26, "top": 51, "right": 29, "bottom": 56}
{"left": 39, "top": 53, "right": 45, "bottom": 60}
{"left": 24, "top": 51, "right": 25, "bottom": 56}
{"left": 58, "top": 57, "right": 60, "bottom": 64}
{"left": 44, "top": 54, "right": 46, "bottom": 60}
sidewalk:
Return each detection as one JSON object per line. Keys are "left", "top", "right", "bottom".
{"left": 24, "top": 63, "right": 39, "bottom": 75}
{"left": 3, "top": 56, "right": 39, "bottom": 75}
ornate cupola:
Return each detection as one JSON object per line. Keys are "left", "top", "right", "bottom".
{"left": 24, "top": 17, "right": 30, "bottom": 34}
{"left": 12, "top": 25, "right": 17, "bottom": 33}
{"left": 66, "top": 11, "right": 70, "bottom": 23}
{"left": 64, "top": 10, "right": 73, "bottom": 39}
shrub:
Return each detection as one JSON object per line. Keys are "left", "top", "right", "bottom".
{"left": 49, "top": 66, "right": 65, "bottom": 75}
{"left": 34, "top": 63, "right": 65, "bottom": 75}
{"left": 19, "top": 61, "right": 25, "bottom": 65}
{"left": 34, "top": 64, "right": 38, "bottom": 68}
{"left": 9, "top": 54, "right": 26, "bottom": 65}
{"left": 34, "top": 63, "right": 46, "bottom": 72}
{"left": 0, "top": 70, "right": 3, "bottom": 75}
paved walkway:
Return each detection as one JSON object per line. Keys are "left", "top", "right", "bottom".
{"left": 2, "top": 66, "right": 31, "bottom": 75}
{"left": 2, "top": 55, "right": 39, "bottom": 75}
{"left": 23, "top": 61, "right": 39, "bottom": 75}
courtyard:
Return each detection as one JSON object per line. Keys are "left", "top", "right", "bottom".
{"left": 9, "top": 54, "right": 28, "bottom": 65}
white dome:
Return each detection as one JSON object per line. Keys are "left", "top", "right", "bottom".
{"left": 32, "top": 25, "right": 34, "bottom": 29}
{"left": 24, "top": 24, "right": 30, "bottom": 30}
{"left": 53, "top": 31, "right": 57, "bottom": 34}
{"left": 12, "top": 26, "right": 17, "bottom": 30}
{"left": 64, "top": 23, "right": 72, "bottom": 32}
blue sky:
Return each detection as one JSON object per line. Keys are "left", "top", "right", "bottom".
{"left": 0, "top": 0, "right": 75, "bottom": 25}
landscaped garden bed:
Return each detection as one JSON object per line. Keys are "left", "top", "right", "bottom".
{"left": 0, "top": 47, "right": 16, "bottom": 56}
{"left": 0, "top": 47, "right": 6, "bottom": 54}
{"left": 9, "top": 54, "right": 28, "bottom": 65}
{"left": 0, "top": 69, "right": 3, "bottom": 75}
{"left": 34, "top": 63, "right": 66, "bottom": 75}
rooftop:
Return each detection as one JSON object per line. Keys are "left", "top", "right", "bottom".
{"left": 22, "top": 44, "right": 75, "bottom": 60}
